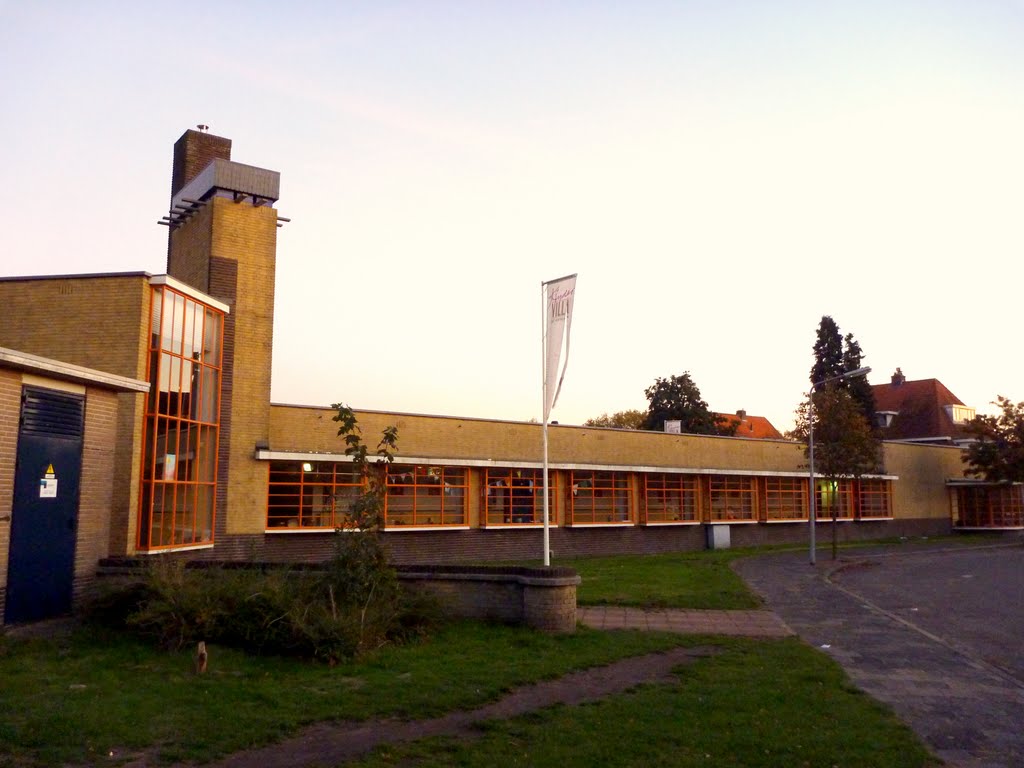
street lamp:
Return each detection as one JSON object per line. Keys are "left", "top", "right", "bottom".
{"left": 808, "top": 366, "right": 871, "bottom": 565}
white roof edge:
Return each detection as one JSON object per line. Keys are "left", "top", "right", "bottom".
{"left": 0, "top": 347, "right": 149, "bottom": 393}
{"left": 150, "top": 274, "right": 231, "bottom": 313}
{"left": 253, "top": 450, "right": 897, "bottom": 480}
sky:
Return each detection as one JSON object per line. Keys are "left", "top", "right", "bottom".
{"left": 2, "top": 1, "right": 1022, "bottom": 434}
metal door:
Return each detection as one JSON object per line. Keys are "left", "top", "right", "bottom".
{"left": 4, "top": 386, "right": 84, "bottom": 624}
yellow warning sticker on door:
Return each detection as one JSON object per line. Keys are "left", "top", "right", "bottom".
{"left": 45, "top": 464, "right": 55, "bottom": 476}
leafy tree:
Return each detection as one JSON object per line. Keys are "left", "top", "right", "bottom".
{"left": 584, "top": 410, "right": 646, "bottom": 429}
{"left": 962, "top": 397, "right": 1024, "bottom": 482}
{"left": 790, "top": 386, "right": 881, "bottom": 559}
{"left": 791, "top": 387, "right": 881, "bottom": 481}
{"left": 642, "top": 373, "right": 737, "bottom": 436}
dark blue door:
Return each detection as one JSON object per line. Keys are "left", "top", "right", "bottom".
{"left": 4, "top": 387, "right": 84, "bottom": 624}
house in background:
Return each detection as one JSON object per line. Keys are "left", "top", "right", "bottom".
{"left": 871, "top": 368, "right": 976, "bottom": 447}
{"left": 714, "top": 410, "right": 783, "bottom": 440}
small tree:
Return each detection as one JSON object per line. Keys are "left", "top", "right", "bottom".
{"left": 962, "top": 397, "right": 1024, "bottom": 482}
{"left": 642, "top": 372, "right": 737, "bottom": 435}
{"left": 323, "top": 403, "right": 402, "bottom": 654}
{"left": 584, "top": 410, "right": 646, "bottom": 429}
{"left": 790, "top": 386, "right": 881, "bottom": 559}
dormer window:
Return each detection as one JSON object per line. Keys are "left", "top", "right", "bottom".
{"left": 944, "top": 405, "right": 976, "bottom": 424}
{"left": 876, "top": 411, "right": 898, "bottom": 428}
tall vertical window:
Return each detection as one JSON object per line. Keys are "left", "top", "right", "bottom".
{"left": 385, "top": 464, "right": 467, "bottom": 527}
{"left": 643, "top": 473, "right": 700, "bottom": 524}
{"left": 569, "top": 470, "right": 632, "bottom": 524}
{"left": 484, "top": 468, "right": 555, "bottom": 526}
{"left": 138, "top": 285, "right": 224, "bottom": 550}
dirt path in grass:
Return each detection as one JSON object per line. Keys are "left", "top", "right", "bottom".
{"left": 135, "top": 645, "right": 716, "bottom": 768}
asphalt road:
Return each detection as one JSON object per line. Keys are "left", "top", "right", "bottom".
{"left": 735, "top": 542, "right": 1024, "bottom": 768}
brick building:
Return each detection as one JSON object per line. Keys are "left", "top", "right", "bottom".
{"left": 0, "top": 129, "right": 1016, "bottom": 624}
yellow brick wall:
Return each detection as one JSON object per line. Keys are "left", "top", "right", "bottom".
{"left": 167, "top": 204, "right": 214, "bottom": 293}
{"left": 75, "top": 386, "right": 119, "bottom": 598}
{"left": 0, "top": 275, "right": 151, "bottom": 556}
{"left": 0, "top": 275, "right": 151, "bottom": 378}
{"left": 263, "top": 404, "right": 971, "bottom": 534}
{"left": 0, "top": 370, "right": 20, "bottom": 607}
{"left": 208, "top": 198, "right": 278, "bottom": 536}
{"left": 882, "top": 441, "right": 965, "bottom": 521}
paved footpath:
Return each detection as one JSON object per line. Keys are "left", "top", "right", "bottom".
{"left": 734, "top": 544, "right": 1024, "bottom": 768}
{"left": 577, "top": 605, "right": 792, "bottom": 636}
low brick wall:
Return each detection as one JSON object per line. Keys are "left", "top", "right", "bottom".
{"left": 96, "top": 559, "right": 582, "bottom": 634}
{"left": 396, "top": 565, "right": 580, "bottom": 633}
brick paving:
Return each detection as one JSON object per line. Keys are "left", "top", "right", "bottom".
{"left": 735, "top": 544, "right": 1024, "bottom": 768}
{"left": 577, "top": 605, "right": 793, "bottom": 636}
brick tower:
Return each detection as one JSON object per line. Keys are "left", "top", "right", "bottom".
{"left": 164, "top": 128, "right": 283, "bottom": 552}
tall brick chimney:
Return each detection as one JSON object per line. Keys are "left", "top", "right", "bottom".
{"left": 891, "top": 368, "right": 906, "bottom": 386}
{"left": 171, "top": 128, "right": 232, "bottom": 198}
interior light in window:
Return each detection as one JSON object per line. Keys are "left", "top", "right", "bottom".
{"left": 302, "top": 462, "right": 313, "bottom": 472}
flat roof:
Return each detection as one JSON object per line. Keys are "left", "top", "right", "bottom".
{"left": 0, "top": 347, "right": 149, "bottom": 393}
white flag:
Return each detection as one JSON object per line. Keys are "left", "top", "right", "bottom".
{"left": 543, "top": 274, "right": 576, "bottom": 422}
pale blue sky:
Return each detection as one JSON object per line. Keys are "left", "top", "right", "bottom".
{"left": 2, "top": 1, "right": 1022, "bottom": 433}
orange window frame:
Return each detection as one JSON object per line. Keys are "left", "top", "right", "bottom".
{"left": 483, "top": 468, "right": 556, "bottom": 526}
{"left": 385, "top": 464, "right": 468, "bottom": 527}
{"left": 958, "top": 485, "right": 1024, "bottom": 528}
{"left": 856, "top": 479, "right": 892, "bottom": 519}
{"left": 138, "top": 286, "right": 224, "bottom": 551}
{"left": 266, "top": 461, "right": 365, "bottom": 530}
{"left": 815, "top": 478, "right": 854, "bottom": 520}
{"left": 763, "top": 476, "right": 808, "bottom": 522}
{"left": 569, "top": 470, "right": 633, "bottom": 525}
{"left": 707, "top": 475, "right": 757, "bottom": 522}
{"left": 643, "top": 473, "right": 700, "bottom": 524}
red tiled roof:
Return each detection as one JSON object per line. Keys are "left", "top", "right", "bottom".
{"left": 871, "top": 378, "right": 971, "bottom": 441}
{"left": 715, "top": 413, "right": 783, "bottom": 439}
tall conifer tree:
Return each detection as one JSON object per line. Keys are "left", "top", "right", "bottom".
{"left": 810, "top": 316, "right": 844, "bottom": 385}
{"left": 843, "top": 332, "right": 877, "bottom": 429}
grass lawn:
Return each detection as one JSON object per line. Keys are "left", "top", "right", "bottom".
{"left": 0, "top": 621, "right": 691, "bottom": 766}
{"left": 569, "top": 533, "right": 1011, "bottom": 610}
{"left": 570, "top": 548, "right": 766, "bottom": 610}
{"left": 1, "top": 539, "right": 971, "bottom": 766}
{"left": 353, "top": 638, "right": 940, "bottom": 768}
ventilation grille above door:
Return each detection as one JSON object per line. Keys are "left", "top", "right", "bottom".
{"left": 20, "top": 387, "right": 85, "bottom": 439}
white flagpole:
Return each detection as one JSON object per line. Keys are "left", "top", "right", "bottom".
{"left": 541, "top": 280, "right": 550, "bottom": 567}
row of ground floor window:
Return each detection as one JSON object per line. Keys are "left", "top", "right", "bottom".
{"left": 138, "top": 463, "right": 1024, "bottom": 549}
{"left": 263, "top": 461, "right": 896, "bottom": 531}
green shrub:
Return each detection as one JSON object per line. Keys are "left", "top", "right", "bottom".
{"left": 84, "top": 406, "right": 437, "bottom": 662}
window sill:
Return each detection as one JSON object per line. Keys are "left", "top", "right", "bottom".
{"left": 706, "top": 519, "right": 758, "bottom": 525}
{"left": 139, "top": 543, "right": 214, "bottom": 554}
{"left": 642, "top": 520, "right": 700, "bottom": 526}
